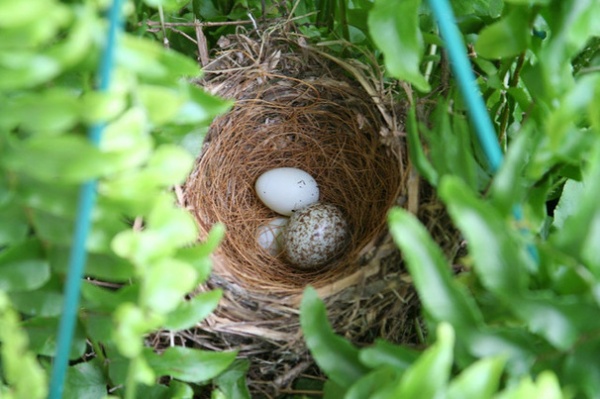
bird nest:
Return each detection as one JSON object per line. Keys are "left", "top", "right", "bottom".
{"left": 157, "top": 23, "right": 459, "bottom": 397}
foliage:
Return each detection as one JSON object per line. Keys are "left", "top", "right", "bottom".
{"left": 301, "top": 0, "right": 600, "bottom": 398}
{"left": 3, "top": 0, "right": 600, "bottom": 397}
{"left": 0, "top": 0, "right": 237, "bottom": 397}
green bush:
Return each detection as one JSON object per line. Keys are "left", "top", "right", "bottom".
{"left": 1, "top": 0, "right": 600, "bottom": 398}
{"left": 301, "top": 0, "right": 600, "bottom": 398}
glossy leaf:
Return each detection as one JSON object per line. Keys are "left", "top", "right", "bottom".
{"left": 213, "top": 360, "right": 251, "bottom": 399}
{"left": 163, "top": 289, "right": 222, "bottom": 331}
{"left": 447, "top": 356, "right": 506, "bottom": 399}
{"left": 62, "top": 360, "right": 107, "bottom": 399}
{"left": 0, "top": 198, "right": 28, "bottom": 245}
{"left": 368, "top": 0, "right": 430, "bottom": 92}
{"left": 359, "top": 339, "right": 419, "bottom": 370}
{"left": 300, "top": 286, "right": 369, "bottom": 388}
{"left": 476, "top": 8, "right": 531, "bottom": 59}
{"left": 511, "top": 296, "right": 600, "bottom": 350}
{"left": 22, "top": 316, "right": 87, "bottom": 359}
{"left": 552, "top": 143, "right": 600, "bottom": 276}
{"left": 114, "top": 303, "right": 163, "bottom": 358}
{"left": 439, "top": 177, "right": 534, "bottom": 296}
{"left": 0, "top": 291, "right": 48, "bottom": 399}
{"left": 406, "top": 104, "right": 438, "bottom": 185}
{"left": 496, "top": 371, "right": 563, "bottom": 399}
{"left": 552, "top": 179, "right": 585, "bottom": 229}
{"left": 490, "top": 129, "right": 534, "bottom": 214}
{"left": 145, "top": 346, "right": 237, "bottom": 383}
{"left": 0, "top": 239, "right": 50, "bottom": 292}
{"left": 9, "top": 283, "right": 63, "bottom": 317}
{"left": 142, "top": 259, "right": 198, "bottom": 314}
{"left": 387, "top": 323, "right": 454, "bottom": 398}
{"left": 346, "top": 367, "right": 398, "bottom": 399}
{"left": 176, "top": 85, "right": 233, "bottom": 125}
{"left": 388, "top": 207, "right": 483, "bottom": 328}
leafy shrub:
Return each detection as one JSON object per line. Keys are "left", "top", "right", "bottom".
{"left": 300, "top": 0, "right": 600, "bottom": 398}
{"left": 0, "top": 0, "right": 235, "bottom": 397}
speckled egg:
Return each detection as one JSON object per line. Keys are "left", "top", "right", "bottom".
{"left": 284, "top": 203, "right": 349, "bottom": 269}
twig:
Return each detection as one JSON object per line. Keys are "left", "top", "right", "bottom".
{"left": 158, "top": 5, "right": 169, "bottom": 48}
{"left": 143, "top": 19, "right": 253, "bottom": 28}
{"left": 194, "top": 21, "right": 209, "bottom": 67}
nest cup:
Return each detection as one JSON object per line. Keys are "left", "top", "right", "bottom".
{"left": 179, "top": 26, "right": 423, "bottom": 395}
{"left": 186, "top": 77, "right": 403, "bottom": 293}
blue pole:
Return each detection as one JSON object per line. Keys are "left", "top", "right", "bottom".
{"left": 48, "top": 1, "right": 123, "bottom": 398}
{"left": 426, "top": 0, "right": 503, "bottom": 173}
{"left": 427, "top": 0, "right": 538, "bottom": 261}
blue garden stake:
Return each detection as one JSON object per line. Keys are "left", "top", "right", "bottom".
{"left": 427, "top": 0, "right": 538, "bottom": 261}
{"left": 48, "top": 1, "right": 123, "bottom": 398}
{"left": 426, "top": 0, "right": 503, "bottom": 173}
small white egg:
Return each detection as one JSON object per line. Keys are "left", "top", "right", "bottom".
{"left": 256, "top": 217, "right": 288, "bottom": 256}
{"left": 284, "top": 203, "right": 349, "bottom": 269}
{"left": 255, "top": 167, "right": 319, "bottom": 216}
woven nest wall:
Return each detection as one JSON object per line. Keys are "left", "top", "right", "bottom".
{"left": 168, "top": 24, "right": 460, "bottom": 397}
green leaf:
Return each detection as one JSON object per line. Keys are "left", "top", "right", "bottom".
{"left": 552, "top": 143, "right": 600, "bottom": 276}
{"left": 0, "top": 239, "right": 50, "bottom": 292}
{"left": 300, "top": 286, "right": 369, "bottom": 388}
{"left": 563, "top": 338, "right": 600, "bottom": 398}
{"left": 511, "top": 296, "right": 600, "bottom": 350}
{"left": 476, "top": 8, "right": 531, "bottom": 59}
{"left": 22, "top": 316, "right": 87, "bottom": 359}
{"left": 145, "top": 346, "right": 237, "bottom": 383}
{"left": 359, "top": 339, "right": 419, "bottom": 370}
{"left": 0, "top": 53, "right": 62, "bottom": 90}
{"left": 552, "top": 179, "right": 584, "bottom": 229}
{"left": 0, "top": 197, "right": 28, "bottom": 246}
{"left": 114, "top": 303, "right": 163, "bottom": 358}
{"left": 144, "top": 144, "right": 194, "bottom": 186}
{"left": 490, "top": 129, "right": 534, "bottom": 214}
{"left": 368, "top": 0, "right": 430, "bottom": 92}
{"left": 386, "top": 323, "right": 455, "bottom": 398}
{"left": 213, "top": 360, "right": 251, "bottom": 399}
{"left": 139, "top": 84, "right": 186, "bottom": 124}
{"left": 80, "top": 282, "right": 139, "bottom": 312}
{"left": 176, "top": 85, "right": 233, "bottom": 125}
{"left": 136, "top": 381, "right": 194, "bottom": 399}
{"left": 0, "top": 291, "right": 48, "bottom": 399}
{"left": 117, "top": 36, "right": 200, "bottom": 83}
{"left": 2, "top": 135, "right": 111, "bottom": 182}
{"left": 447, "top": 356, "right": 506, "bottom": 399}
{"left": 346, "top": 367, "right": 398, "bottom": 399}
{"left": 406, "top": 105, "right": 438, "bottom": 185}
{"left": 142, "top": 258, "right": 198, "bottom": 314}
{"left": 439, "top": 177, "right": 535, "bottom": 296}
{"left": 0, "top": 0, "right": 66, "bottom": 27}
{"left": 465, "top": 328, "right": 537, "bottom": 377}
{"left": 163, "top": 289, "right": 222, "bottom": 331}
{"left": 388, "top": 207, "right": 483, "bottom": 328}
{"left": 9, "top": 282, "right": 63, "bottom": 317}
{"left": 63, "top": 359, "right": 107, "bottom": 399}
{"left": 504, "top": 0, "right": 548, "bottom": 4}
{"left": 51, "top": 247, "right": 135, "bottom": 282}
{"left": 7, "top": 87, "right": 80, "bottom": 134}
{"left": 422, "top": 100, "right": 482, "bottom": 189}
{"left": 496, "top": 371, "right": 563, "bottom": 399}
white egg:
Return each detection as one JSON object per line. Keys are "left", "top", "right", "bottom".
{"left": 284, "top": 203, "right": 349, "bottom": 269}
{"left": 255, "top": 167, "right": 319, "bottom": 216}
{"left": 256, "top": 217, "right": 288, "bottom": 256}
